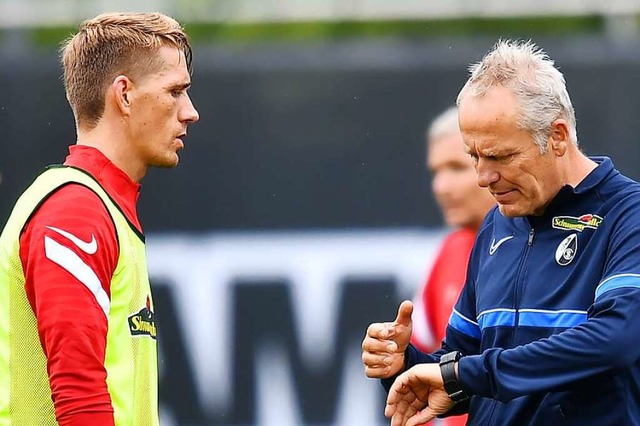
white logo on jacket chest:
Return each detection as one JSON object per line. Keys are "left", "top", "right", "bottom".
{"left": 556, "top": 233, "right": 578, "bottom": 266}
{"left": 489, "top": 235, "right": 514, "bottom": 255}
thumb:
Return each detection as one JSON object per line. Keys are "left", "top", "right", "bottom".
{"left": 394, "top": 300, "right": 413, "bottom": 327}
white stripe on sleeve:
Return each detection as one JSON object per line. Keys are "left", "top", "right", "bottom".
{"left": 44, "top": 236, "right": 110, "bottom": 316}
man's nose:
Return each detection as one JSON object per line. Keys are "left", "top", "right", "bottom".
{"left": 182, "top": 95, "right": 200, "bottom": 123}
{"left": 476, "top": 159, "right": 499, "bottom": 188}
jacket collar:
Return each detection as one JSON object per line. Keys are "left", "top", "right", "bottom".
{"left": 524, "top": 156, "right": 616, "bottom": 227}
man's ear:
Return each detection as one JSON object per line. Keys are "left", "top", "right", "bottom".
{"left": 549, "top": 118, "right": 570, "bottom": 156}
{"left": 112, "top": 75, "right": 134, "bottom": 116}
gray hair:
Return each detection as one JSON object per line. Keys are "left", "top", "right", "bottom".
{"left": 427, "top": 106, "right": 459, "bottom": 143}
{"left": 456, "top": 39, "right": 578, "bottom": 152}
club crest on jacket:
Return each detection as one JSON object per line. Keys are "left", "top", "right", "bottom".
{"left": 556, "top": 234, "right": 578, "bottom": 266}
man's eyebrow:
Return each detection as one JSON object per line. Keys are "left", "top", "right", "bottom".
{"left": 485, "top": 148, "right": 515, "bottom": 157}
{"left": 171, "top": 82, "right": 192, "bottom": 90}
{"left": 480, "top": 148, "right": 498, "bottom": 156}
{"left": 476, "top": 145, "right": 511, "bottom": 157}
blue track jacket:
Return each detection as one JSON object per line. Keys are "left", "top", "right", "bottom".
{"left": 393, "top": 157, "right": 640, "bottom": 425}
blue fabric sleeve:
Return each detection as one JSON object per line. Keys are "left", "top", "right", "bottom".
{"left": 458, "top": 202, "right": 640, "bottom": 402}
{"left": 379, "top": 232, "right": 485, "bottom": 391}
{"left": 459, "top": 287, "right": 640, "bottom": 401}
{"left": 442, "top": 234, "right": 483, "bottom": 357}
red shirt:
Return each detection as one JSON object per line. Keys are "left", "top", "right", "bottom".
{"left": 411, "top": 228, "right": 476, "bottom": 426}
{"left": 19, "top": 145, "right": 142, "bottom": 426}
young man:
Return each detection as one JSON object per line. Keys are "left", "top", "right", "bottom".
{"left": 363, "top": 40, "right": 640, "bottom": 425}
{"left": 0, "top": 12, "right": 199, "bottom": 425}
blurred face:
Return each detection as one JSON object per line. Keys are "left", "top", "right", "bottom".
{"left": 458, "top": 86, "right": 564, "bottom": 217}
{"left": 428, "top": 131, "right": 495, "bottom": 229}
{"left": 128, "top": 45, "right": 199, "bottom": 169}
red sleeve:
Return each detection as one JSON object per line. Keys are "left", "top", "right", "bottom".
{"left": 411, "top": 229, "right": 476, "bottom": 352}
{"left": 424, "top": 229, "right": 476, "bottom": 344}
{"left": 408, "top": 230, "right": 475, "bottom": 426}
{"left": 20, "top": 183, "right": 119, "bottom": 425}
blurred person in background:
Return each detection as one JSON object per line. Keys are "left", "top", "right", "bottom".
{"left": 364, "top": 39, "right": 640, "bottom": 425}
{"left": 409, "top": 106, "right": 495, "bottom": 426}
{"left": 0, "top": 12, "right": 199, "bottom": 425}
{"left": 411, "top": 106, "right": 495, "bottom": 352}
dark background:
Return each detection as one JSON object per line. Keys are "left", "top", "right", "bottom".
{"left": 3, "top": 30, "right": 640, "bottom": 425}
{"left": 2, "top": 36, "right": 640, "bottom": 232}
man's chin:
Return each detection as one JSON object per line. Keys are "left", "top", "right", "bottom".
{"left": 151, "top": 155, "right": 180, "bottom": 169}
{"left": 498, "top": 203, "right": 526, "bottom": 218}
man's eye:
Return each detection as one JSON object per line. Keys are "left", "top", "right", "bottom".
{"left": 451, "top": 164, "right": 471, "bottom": 172}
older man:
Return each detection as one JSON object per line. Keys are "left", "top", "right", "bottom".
{"left": 411, "top": 106, "right": 495, "bottom": 356}
{"left": 363, "top": 39, "right": 640, "bottom": 426}
{"left": 409, "top": 106, "right": 495, "bottom": 426}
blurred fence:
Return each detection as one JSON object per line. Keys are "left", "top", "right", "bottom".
{"left": 1, "top": 0, "right": 640, "bottom": 28}
{"left": 4, "top": 37, "right": 640, "bottom": 232}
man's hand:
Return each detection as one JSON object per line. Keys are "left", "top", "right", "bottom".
{"left": 385, "top": 363, "right": 455, "bottom": 426}
{"left": 362, "top": 300, "right": 414, "bottom": 379}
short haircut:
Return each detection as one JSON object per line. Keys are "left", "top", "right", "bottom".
{"left": 60, "top": 12, "right": 192, "bottom": 130}
{"left": 457, "top": 39, "right": 577, "bottom": 152}
{"left": 427, "top": 106, "right": 459, "bottom": 144}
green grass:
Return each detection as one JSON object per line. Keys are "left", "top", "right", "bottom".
{"left": 21, "top": 15, "right": 605, "bottom": 47}
{"left": 186, "top": 16, "right": 605, "bottom": 43}
{"left": 30, "top": 26, "right": 76, "bottom": 48}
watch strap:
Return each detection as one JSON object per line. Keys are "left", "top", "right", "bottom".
{"left": 439, "top": 351, "right": 469, "bottom": 403}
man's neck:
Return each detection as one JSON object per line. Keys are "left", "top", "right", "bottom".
{"left": 566, "top": 151, "right": 598, "bottom": 188}
{"left": 76, "top": 127, "right": 146, "bottom": 183}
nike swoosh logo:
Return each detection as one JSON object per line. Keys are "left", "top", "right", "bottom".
{"left": 489, "top": 235, "right": 514, "bottom": 255}
{"left": 45, "top": 226, "right": 98, "bottom": 255}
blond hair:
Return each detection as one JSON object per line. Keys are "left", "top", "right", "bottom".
{"left": 457, "top": 39, "right": 577, "bottom": 152}
{"left": 61, "top": 12, "right": 192, "bottom": 130}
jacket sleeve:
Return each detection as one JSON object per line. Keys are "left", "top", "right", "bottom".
{"left": 458, "top": 204, "right": 640, "bottom": 402}
{"left": 20, "top": 184, "right": 119, "bottom": 425}
{"left": 381, "top": 234, "right": 485, "bottom": 391}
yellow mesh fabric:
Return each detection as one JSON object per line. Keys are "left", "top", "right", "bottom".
{"left": 7, "top": 238, "right": 57, "bottom": 425}
{"left": 0, "top": 167, "right": 158, "bottom": 426}
{"left": 106, "top": 229, "right": 158, "bottom": 426}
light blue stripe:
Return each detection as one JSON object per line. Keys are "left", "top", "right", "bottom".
{"left": 595, "top": 274, "right": 640, "bottom": 300}
{"left": 518, "top": 311, "right": 587, "bottom": 328}
{"left": 448, "top": 310, "right": 481, "bottom": 340}
{"left": 478, "top": 310, "right": 516, "bottom": 329}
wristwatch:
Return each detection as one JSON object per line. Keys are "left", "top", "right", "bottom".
{"left": 439, "top": 351, "right": 469, "bottom": 403}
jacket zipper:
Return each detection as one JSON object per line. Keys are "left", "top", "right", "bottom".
{"left": 484, "top": 226, "right": 535, "bottom": 426}
{"left": 513, "top": 227, "right": 535, "bottom": 341}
